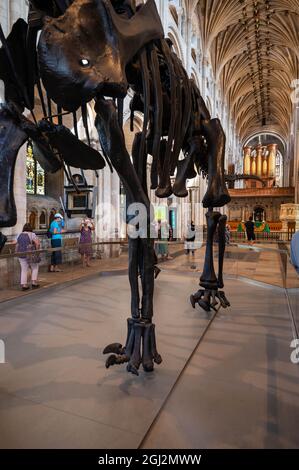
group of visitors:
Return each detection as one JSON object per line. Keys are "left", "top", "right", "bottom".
{"left": 156, "top": 218, "right": 233, "bottom": 261}
{"left": 12, "top": 210, "right": 299, "bottom": 290}
{"left": 15, "top": 214, "right": 95, "bottom": 291}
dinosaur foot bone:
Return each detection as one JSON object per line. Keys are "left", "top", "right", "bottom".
{"left": 103, "top": 318, "right": 162, "bottom": 376}
{"left": 190, "top": 289, "right": 231, "bottom": 312}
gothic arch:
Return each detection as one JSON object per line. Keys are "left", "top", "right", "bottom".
{"left": 244, "top": 131, "right": 287, "bottom": 152}
{"left": 206, "top": 96, "right": 213, "bottom": 116}
{"left": 167, "top": 28, "right": 184, "bottom": 62}
{"left": 192, "top": 0, "right": 299, "bottom": 143}
{"left": 28, "top": 207, "right": 38, "bottom": 230}
{"left": 191, "top": 69, "right": 200, "bottom": 88}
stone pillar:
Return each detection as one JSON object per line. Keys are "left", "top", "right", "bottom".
{"left": 10, "top": 0, "right": 28, "bottom": 26}
{"left": 244, "top": 146, "right": 251, "bottom": 175}
{"left": 241, "top": 207, "right": 245, "bottom": 222}
{"left": 158, "top": 0, "right": 165, "bottom": 25}
{"left": 185, "top": 15, "right": 192, "bottom": 74}
{"left": 201, "top": 55, "right": 208, "bottom": 99}
{"left": 110, "top": 171, "right": 121, "bottom": 258}
{"left": 256, "top": 145, "right": 263, "bottom": 177}
{"left": 194, "top": 188, "right": 201, "bottom": 230}
{"left": 199, "top": 178, "right": 207, "bottom": 228}
{"left": 0, "top": 0, "right": 10, "bottom": 36}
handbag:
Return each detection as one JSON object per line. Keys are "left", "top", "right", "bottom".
{"left": 27, "top": 233, "right": 41, "bottom": 264}
{"left": 47, "top": 228, "right": 52, "bottom": 239}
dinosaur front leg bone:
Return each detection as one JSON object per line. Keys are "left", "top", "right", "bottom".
{"left": 217, "top": 214, "right": 227, "bottom": 289}
{"left": 200, "top": 210, "right": 221, "bottom": 290}
{"left": 129, "top": 238, "right": 141, "bottom": 319}
{"left": 140, "top": 237, "right": 155, "bottom": 321}
{"left": 96, "top": 99, "right": 162, "bottom": 374}
{"left": 95, "top": 99, "right": 150, "bottom": 210}
{"left": 0, "top": 105, "right": 27, "bottom": 228}
{"left": 201, "top": 119, "right": 231, "bottom": 209}
{"left": 173, "top": 153, "right": 197, "bottom": 198}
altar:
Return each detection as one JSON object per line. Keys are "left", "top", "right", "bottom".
{"left": 237, "top": 221, "right": 271, "bottom": 234}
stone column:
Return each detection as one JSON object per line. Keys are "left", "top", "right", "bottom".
{"left": 111, "top": 170, "right": 121, "bottom": 257}
{"left": 241, "top": 207, "right": 245, "bottom": 222}
{"left": 158, "top": 0, "right": 165, "bottom": 25}
{"left": 194, "top": 188, "right": 201, "bottom": 231}
{"left": 199, "top": 178, "right": 207, "bottom": 229}
{"left": 10, "top": 0, "right": 27, "bottom": 26}
{"left": 201, "top": 55, "right": 208, "bottom": 99}
{"left": 0, "top": 1, "right": 10, "bottom": 36}
{"left": 185, "top": 15, "right": 192, "bottom": 74}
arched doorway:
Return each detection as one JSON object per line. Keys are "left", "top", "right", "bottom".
{"left": 254, "top": 206, "right": 265, "bottom": 223}
{"left": 39, "top": 210, "right": 47, "bottom": 230}
{"left": 28, "top": 210, "right": 37, "bottom": 229}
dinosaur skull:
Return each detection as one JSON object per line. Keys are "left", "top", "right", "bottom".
{"left": 38, "top": 0, "right": 164, "bottom": 111}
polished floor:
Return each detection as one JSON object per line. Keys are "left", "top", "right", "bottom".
{"left": 0, "top": 252, "right": 298, "bottom": 449}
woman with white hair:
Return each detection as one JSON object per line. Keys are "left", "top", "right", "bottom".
{"left": 49, "top": 213, "right": 65, "bottom": 272}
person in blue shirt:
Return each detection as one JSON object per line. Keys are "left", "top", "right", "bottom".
{"left": 291, "top": 231, "right": 299, "bottom": 275}
{"left": 49, "top": 213, "right": 65, "bottom": 272}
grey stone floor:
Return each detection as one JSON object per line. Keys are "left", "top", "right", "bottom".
{"left": 0, "top": 269, "right": 298, "bottom": 449}
{"left": 0, "top": 271, "right": 214, "bottom": 449}
{"left": 142, "top": 278, "right": 299, "bottom": 449}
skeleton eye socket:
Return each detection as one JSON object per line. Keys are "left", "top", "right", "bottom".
{"left": 80, "top": 59, "right": 90, "bottom": 68}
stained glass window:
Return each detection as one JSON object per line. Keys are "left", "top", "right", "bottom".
{"left": 26, "top": 142, "right": 45, "bottom": 195}
{"left": 36, "top": 161, "right": 45, "bottom": 195}
{"left": 26, "top": 143, "right": 35, "bottom": 194}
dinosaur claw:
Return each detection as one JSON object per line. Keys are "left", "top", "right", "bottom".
{"left": 198, "top": 300, "right": 212, "bottom": 312}
{"left": 153, "top": 353, "right": 163, "bottom": 365}
{"left": 191, "top": 289, "right": 231, "bottom": 312}
{"left": 190, "top": 295, "right": 196, "bottom": 309}
{"left": 106, "top": 355, "right": 117, "bottom": 369}
{"left": 127, "top": 363, "right": 139, "bottom": 376}
{"left": 103, "top": 343, "right": 124, "bottom": 355}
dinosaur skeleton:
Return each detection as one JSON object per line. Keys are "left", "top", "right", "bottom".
{"left": 0, "top": 0, "right": 231, "bottom": 375}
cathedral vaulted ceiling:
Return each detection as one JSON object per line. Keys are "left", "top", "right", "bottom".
{"left": 189, "top": 0, "right": 299, "bottom": 143}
